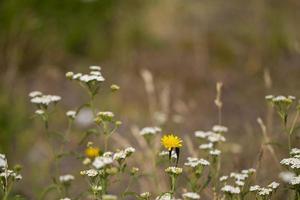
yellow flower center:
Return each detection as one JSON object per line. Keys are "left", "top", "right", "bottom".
{"left": 161, "top": 134, "right": 183, "bottom": 150}
{"left": 85, "top": 147, "right": 100, "bottom": 158}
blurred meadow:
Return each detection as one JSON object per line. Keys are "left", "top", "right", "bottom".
{"left": 1, "top": 0, "right": 300, "bottom": 199}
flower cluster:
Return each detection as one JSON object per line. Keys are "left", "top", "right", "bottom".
{"left": 0, "top": 154, "right": 22, "bottom": 195}
{"left": 249, "top": 182, "right": 280, "bottom": 199}
{"left": 66, "top": 66, "right": 105, "bottom": 96}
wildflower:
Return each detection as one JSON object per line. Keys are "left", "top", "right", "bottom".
{"left": 102, "top": 194, "right": 117, "bottom": 200}
{"left": 92, "top": 156, "right": 113, "bottom": 169}
{"left": 96, "top": 111, "right": 114, "bottom": 122}
{"left": 140, "top": 127, "right": 161, "bottom": 136}
{"left": 66, "top": 110, "right": 76, "bottom": 119}
{"left": 230, "top": 172, "right": 248, "bottom": 181}
{"left": 199, "top": 143, "right": 213, "bottom": 150}
{"left": 220, "top": 176, "right": 228, "bottom": 182}
{"left": 182, "top": 192, "right": 200, "bottom": 199}
{"left": 249, "top": 185, "right": 260, "bottom": 192}
{"left": 161, "top": 134, "right": 183, "bottom": 151}
{"left": 268, "top": 182, "right": 280, "bottom": 189}
{"left": 29, "top": 91, "right": 42, "bottom": 98}
{"left": 290, "top": 148, "right": 300, "bottom": 156}
{"left": 209, "top": 149, "right": 221, "bottom": 156}
{"left": 184, "top": 157, "right": 210, "bottom": 168}
{"left": 235, "top": 180, "right": 245, "bottom": 187}
{"left": 212, "top": 125, "right": 228, "bottom": 133}
{"left": 289, "top": 175, "right": 300, "bottom": 185}
{"left": 280, "top": 157, "right": 300, "bottom": 169}
{"left": 165, "top": 166, "right": 183, "bottom": 175}
{"left": 59, "top": 174, "right": 75, "bottom": 183}
{"left": 241, "top": 168, "right": 256, "bottom": 175}
{"left": 89, "top": 65, "right": 101, "bottom": 71}
{"left": 159, "top": 151, "right": 177, "bottom": 159}
{"left": 30, "top": 94, "right": 61, "bottom": 107}
{"left": 75, "top": 108, "right": 93, "bottom": 127}
{"left": 80, "top": 169, "right": 98, "bottom": 177}
{"left": 279, "top": 171, "right": 295, "bottom": 183}
{"left": 0, "top": 154, "right": 7, "bottom": 168}
{"left": 156, "top": 193, "right": 173, "bottom": 200}
{"left": 258, "top": 187, "right": 272, "bottom": 196}
{"left": 72, "top": 73, "right": 82, "bottom": 80}
{"left": 221, "top": 185, "right": 240, "bottom": 194}
{"left": 194, "top": 131, "right": 212, "bottom": 139}
{"left": 207, "top": 133, "right": 226, "bottom": 143}
{"left": 85, "top": 146, "right": 100, "bottom": 159}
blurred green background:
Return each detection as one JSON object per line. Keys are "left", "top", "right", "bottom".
{"left": 1, "top": 0, "right": 300, "bottom": 199}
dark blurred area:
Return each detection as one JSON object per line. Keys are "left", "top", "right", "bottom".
{"left": 1, "top": 0, "right": 300, "bottom": 198}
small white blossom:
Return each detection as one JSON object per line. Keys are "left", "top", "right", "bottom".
{"left": 159, "top": 151, "right": 177, "bottom": 159}
{"left": 184, "top": 157, "right": 210, "bottom": 168}
{"left": 212, "top": 125, "right": 228, "bottom": 133}
{"left": 92, "top": 156, "right": 113, "bottom": 169}
{"left": 279, "top": 171, "right": 295, "bottom": 183}
{"left": 250, "top": 185, "right": 260, "bottom": 192}
{"left": 140, "top": 127, "right": 161, "bottom": 136}
{"left": 258, "top": 188, "right": 272, "bottom": 196}
{"left": 194, "top": 131, "right": 212, "bottom": 138}
{"left": 291, "top": 148, "right": 300, "bottom": 156}
{"left": 289, "top": 175, "right": 300, "bottom": 185}
{"left": 209, "top": 149, "right": 221, "bottom": 156}
{"left": 66, "top": 110, "right": 76, "bottom": 119}
{"left": 0, "top": 154, "right": 7, "bottom": 168}
{"left": 182, "top": 192, "right": 200, "bottom": 199}
{"left": 219, "top": 176, "right": 228, "bottom": 182}
{"left": 29, "top": 91, "right": 42, "bottom": 98}
{"left": 221, "top": 185, "right": 240, "bottom": 194}
{"left": 81, "top": 169, "right": 98, "bottom": 177}
{"left": 199, "top": 143, "right": 213, "bottom": 150}
{"left": 89, "top": 66, "right": 101, "bottom": 71}
{"left": 59, "top": 174, "right": 75, "bottom": 183}
{"left": 165, "top": 167, "right": 183, "bottom": 175}
{"left": 235, "top": 180, "right": 245, "bottom": 186}
{"left": 207, "top": 133, "right": 226, "bottom": 143}
{"left": 268, "top": 182, "right": 279, "bottom": 189}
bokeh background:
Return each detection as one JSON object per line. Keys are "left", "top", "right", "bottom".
{"left": 1, "top": 0, "right": 300, "bottom": 199}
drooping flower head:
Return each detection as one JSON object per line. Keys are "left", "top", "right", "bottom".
{"left": 161, "top": 134, "right": 183, "bottom": 151}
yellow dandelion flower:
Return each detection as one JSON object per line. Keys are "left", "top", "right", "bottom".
{"left": 85, "top": 147, "right": 100, "bottom": 159}
{"left": 161, "top": 134, "right": 183, "bottom": 150}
